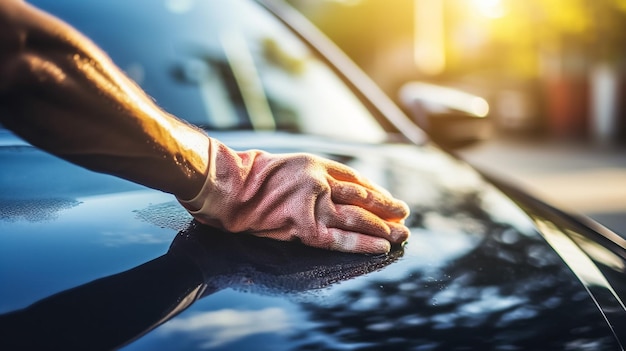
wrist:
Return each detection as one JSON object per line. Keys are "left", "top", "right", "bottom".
{"left": 177, "top": 138, "right": 254, "bottom": 230}
{"left": 166, "top": 123, "right": 210, "bottom": 200}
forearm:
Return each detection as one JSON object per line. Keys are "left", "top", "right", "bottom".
{"left": 0, "top": 1, "right": 412, "bottom": 254}
{"left": 0, "top": 0, "right": 208, "bottom": 199}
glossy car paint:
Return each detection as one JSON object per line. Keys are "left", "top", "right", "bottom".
{"left": 1, "top": 0, "right": 625, "bottom": 350}
{"left": 2, "top": 131, "right": 625, "bottom": 350}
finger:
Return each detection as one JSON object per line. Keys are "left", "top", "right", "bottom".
{"left": 331, "top": 205, "right": 411, "bottom": 245}
{"left": 278, "top": 224, "right": 393, "bottom": 254}
{"left": 329, "top": 179, "right": 409, "bottom": 221}
{"left": 388, "top": 221, "right": 411, "bottom": 244}
{"left": 330, "top": 204, "right": 391, "bottom": 238}
{"left": 324, "top": 159, "right": 387, "bottom": 193}
{"left": 253, "top": 224, "right": 391, "bottom": 254}
{"left": 326, "top": 228, "right": 391, "bottom": 254}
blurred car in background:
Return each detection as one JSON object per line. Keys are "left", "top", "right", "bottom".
{"left": 399, "top": 81, "right": 493, "bottom": 148}
{"left": 1, "top": 0, "right": 625, "bottom": 350}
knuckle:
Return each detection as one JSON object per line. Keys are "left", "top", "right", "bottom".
{"left": 309, "top": 225, "right": 337, "bottom": 249}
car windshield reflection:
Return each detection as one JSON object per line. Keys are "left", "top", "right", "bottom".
{"left": 36, "top": 0, "right": 387, "bottom": 143}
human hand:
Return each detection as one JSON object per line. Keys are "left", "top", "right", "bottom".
{"left": 177, "top": 138, "right": 410, "bottom": 254}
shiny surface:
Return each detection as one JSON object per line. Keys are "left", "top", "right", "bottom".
{"left": 30, "top": 0, "right": 388, "bottom": 144}
{"left": 1, "top": 0, "right": 625, "bottom": 349}
{"left": 1, "top": 133, "right": 624, "bottom": 350}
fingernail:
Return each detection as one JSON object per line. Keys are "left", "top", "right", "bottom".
{"left": 391, "top": 225, "right": 410, "bottom": 243}
{"left": 398, "top": 200, "right": 410, "bottom": 217}
{"left": 388, "top": 199, "right": 410, "bottom": 220}
{"left": 375, "top": 240, "right": 391, "bottom": 254}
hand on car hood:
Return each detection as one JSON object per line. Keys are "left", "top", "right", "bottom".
{"left": 169, "top": 221, "right": 404, "bottom": 296}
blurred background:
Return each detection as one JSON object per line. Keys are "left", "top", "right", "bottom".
{"left": 287, "top": 0, "right": 626, "bottom": 142}
{"left": 287, "top": 0, "right": 626, "bottom": 236}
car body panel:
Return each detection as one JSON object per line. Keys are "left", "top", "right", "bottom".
{"left": 1, "top": 132, "right": 625, "bottom": 350}
{"left": 1, "top": 0, "right": 625, "bottom": 350}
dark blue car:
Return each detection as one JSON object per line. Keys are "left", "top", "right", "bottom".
{"left": 1, "top": 0, "right": 625, "bottom": 350}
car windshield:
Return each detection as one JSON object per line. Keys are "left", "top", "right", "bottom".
{"left": 27, "top": 0, "right": 388, "bottom": 144}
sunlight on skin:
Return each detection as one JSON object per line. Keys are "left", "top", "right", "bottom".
{"left": 1, "top": 0, "right": 409, "bottom": 254}
{"left": 0, "top": 1, "right": 209, "bottom": 199}
{"left": 69, "top": 51, "right": 209, "bottom": 174}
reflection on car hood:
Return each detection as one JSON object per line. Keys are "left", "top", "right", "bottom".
{"left": 0, "top": 132, "right": 624, "bottom": 350}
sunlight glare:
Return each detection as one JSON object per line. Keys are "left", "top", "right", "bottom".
{"left": 164, "top": 0, "right": 195, "bottom": 14}
{"left": 324, "top": 0, "right": 363, "bottom": 5}
{"left": 471, "top": 0, "right": 506, "bottom": 19}
{"left": 414, "top": 0, "right": 446, "bottom": 75}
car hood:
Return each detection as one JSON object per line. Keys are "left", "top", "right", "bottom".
{"left": 1, "top": 131, "right": 625, "bottom": 350}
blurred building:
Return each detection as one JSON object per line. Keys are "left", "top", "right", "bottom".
{"left": 287, "top": 0, "right": 626, "bottom": 144}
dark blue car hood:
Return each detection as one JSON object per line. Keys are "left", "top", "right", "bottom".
{"left": 1, "top": 131, "right": 625, "bottom": 350}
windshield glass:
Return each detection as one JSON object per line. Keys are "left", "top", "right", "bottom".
{"left": 31, "top": 0, "right": 387, "bottom": 143}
